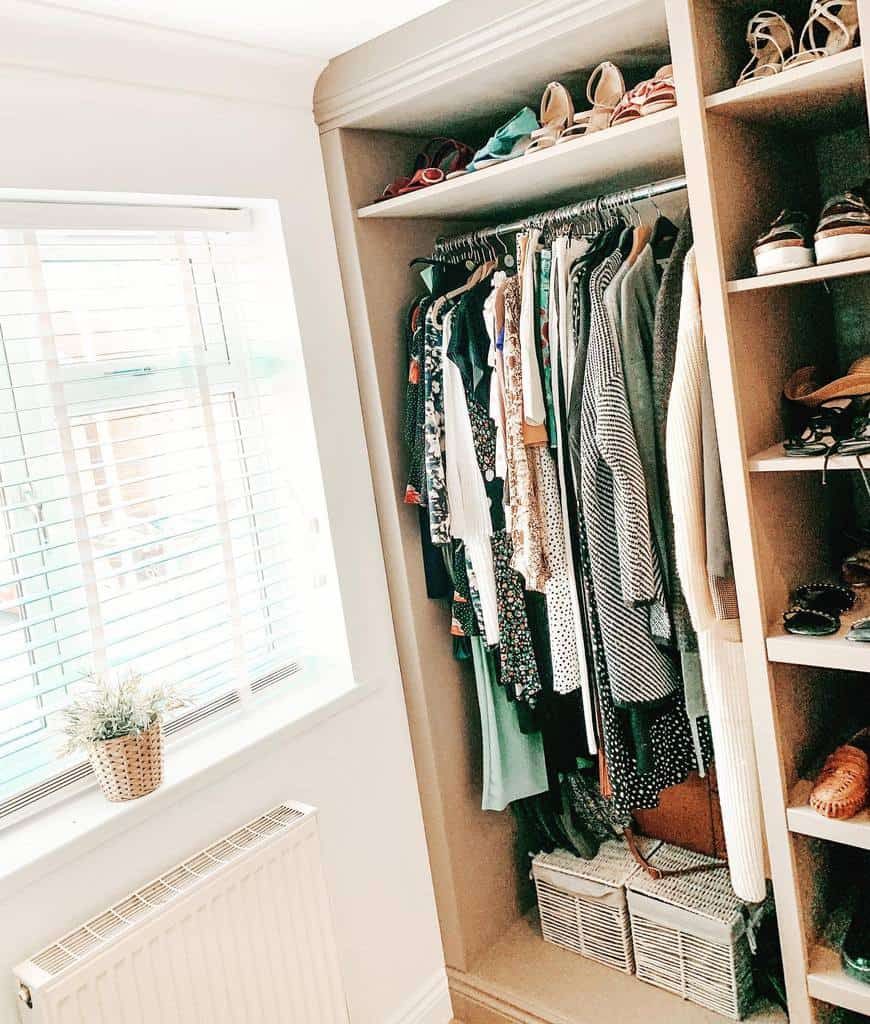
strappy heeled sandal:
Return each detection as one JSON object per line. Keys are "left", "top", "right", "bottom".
{"left": 639, "top": 64, "right": 677, "bottom": 116}
{"left": 737, "top": 10, "right": 795, "bottom": 85}
{"left": 375, "top": 137, "right": 472, "bottom": 200}
{"left": 783, "top": 399, "right": 851, "bottom": 458}
{"left": 526, "top": 82, "right": 574, "bottom": 154}
{"left": 558, "top": 61, "right": 625, "bottom": 143}
{"left": 397, "top": 138, "right": 474, "bottom": 193}
{"left": 810, "top": 735, "right": 870, "bottom": 818}
{"left": 785, "top": 0, "right": 859, "bottom": 69}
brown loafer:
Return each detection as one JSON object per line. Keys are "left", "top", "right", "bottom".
{"left": 810, "top": 742, "right": 870, "bottom": 819}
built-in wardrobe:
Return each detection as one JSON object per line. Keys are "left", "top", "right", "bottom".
{"left": 315, "top": 2, "right": 870, "bottom": 1020}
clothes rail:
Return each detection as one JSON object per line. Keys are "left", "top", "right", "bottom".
{"left": 433, "top": 174, "right": 687, "bottom": 259}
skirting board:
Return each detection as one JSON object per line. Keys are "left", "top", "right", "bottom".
{"left": 385, "top": 968, "right": 453, "bottom": 1024}
{"left": 448, "top": 971, "right": 568, "bottom": 1024}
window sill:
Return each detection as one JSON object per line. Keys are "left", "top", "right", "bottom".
{"left": 0, "top": 660, "right": 368, "bottom": 900}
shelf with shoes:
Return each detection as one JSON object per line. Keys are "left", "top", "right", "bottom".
{"left": 766, "top": 611, "right": 870, "bottom": 671}
{"left": 356, "top": 108, "right": 684, "bottom": 221}
{"left": 748, "top": 444, "right": 870, "bottom": 471}
{"left": 729, "top": 253, "right": 870, "bottom": 291}
{"left": 706, "top": 47, "right": 866, "bottom": 129}
{"left": 788, "top": 779, "right": 870, "bottom": 849}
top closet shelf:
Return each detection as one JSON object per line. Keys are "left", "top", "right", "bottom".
{"left": 706, "top": 47, "right": 866, "bottom": 129}
{"left": 356, "top": 109, "right": 683, "bottom": 221}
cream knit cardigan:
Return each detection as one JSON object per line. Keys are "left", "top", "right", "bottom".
{"left": 665, "top": 249, "right": 766, "bottom": 903}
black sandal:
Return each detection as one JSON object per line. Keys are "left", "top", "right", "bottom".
{"left": 783, "top": 582, "right": 856, "bottom": 637}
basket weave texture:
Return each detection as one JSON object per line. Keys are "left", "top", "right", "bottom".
{"left": 90, "top": 722, "right": 164, "bottom": 802}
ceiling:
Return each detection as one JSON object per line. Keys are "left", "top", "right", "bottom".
{"left": 29, "top": 0, "right": 452, "bottom": 58}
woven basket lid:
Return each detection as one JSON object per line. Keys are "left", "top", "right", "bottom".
{"left": 534, "top": 838, "right": 661, "bottom": 889}
{"left": 626, "top": 842, "right": 743, "bottom": 925}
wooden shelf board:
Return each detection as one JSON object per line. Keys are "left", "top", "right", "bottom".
{"left": 787, "top": 780, "right": 870, "bottom": 849}
{"left": 766, "top": 606, "right": 870, "bottom": 672}
{"left": 728, "top": 254, "right": 870, "bottom": 293}
{"left": 356, "top": 109, "right": 684, "bottom": 221}
{"left": 748, "top": 443, "right": 870, "bottom": 473}
{"left": 808, "top": 943, "right": 870, "bottom": 1016}
{"left": 706, "top": 48, "right": 866, "bottom": 129}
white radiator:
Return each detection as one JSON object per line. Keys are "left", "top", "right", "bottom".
{"left": 14, "top": 802, "right": 349, "bottom": 1024}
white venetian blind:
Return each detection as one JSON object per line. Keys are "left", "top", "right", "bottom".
{"left": 0, "top": 214, "right": 304, "bottom": 818}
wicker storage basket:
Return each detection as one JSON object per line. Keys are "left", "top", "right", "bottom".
{"left": 532, "top": 839, "right": 661, "bottom": 973}
{"left": 626, "top": 843, "right": 755, "bottom": 1020}
{"left": 90, "top": 723, "right": 164, "bottom": 802}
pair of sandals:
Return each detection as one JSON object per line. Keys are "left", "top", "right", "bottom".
{"left": 738, "top": 2, "right": 860, "bottom": 85}
{"left": 783, "top": 392, "right": 870, "bottom": 495}
{"left": 753, "top": 184, "right": 870, "bottom": 274}
{"left": 375, "top": 137, "right": 474, "bottom": 202}
{"left": 783, "top": 582, "right": 870, "bottom": 639}
{"left": 524, "top": 62, "right": 677, "bottom": 153}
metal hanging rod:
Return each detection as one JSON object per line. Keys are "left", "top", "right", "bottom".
{"left": 433, "top": 174, "right": 687, "bottom": 258}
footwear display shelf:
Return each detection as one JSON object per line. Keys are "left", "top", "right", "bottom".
{"left": 314, "top": 1, "right": 870, "bottom": 1021}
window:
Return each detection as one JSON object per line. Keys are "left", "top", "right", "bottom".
{"left": 0, "top": 210, "right": 318, "bottom": 820}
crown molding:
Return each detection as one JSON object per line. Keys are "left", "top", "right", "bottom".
{"left": 1, "top": 1, "right": 324, "bottom": 109}
{"left": 314, "top": 0, "right": 651, "bottom": 131}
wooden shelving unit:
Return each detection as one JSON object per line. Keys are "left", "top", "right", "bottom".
{"left": 318, "top": 1, "right": 870, "bottom": 1021}
{"left": 669, "top": 3, "right": 870, "bottom": 1022}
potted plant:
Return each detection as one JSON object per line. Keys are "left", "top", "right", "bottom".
{"left": 61, "top": 671, "right": 184, "bottom": 802}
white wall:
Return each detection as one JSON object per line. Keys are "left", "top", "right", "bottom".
{"left": 0, "top": 5, "right": 448, "bottom": 1023}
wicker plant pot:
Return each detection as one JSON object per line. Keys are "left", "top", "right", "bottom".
{"left": 89, "top": 723, "right": 164, "bottom": 802}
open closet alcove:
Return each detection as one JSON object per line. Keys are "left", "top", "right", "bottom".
{"left": 315, "top": 1, "right": 870, "bottom": 1020}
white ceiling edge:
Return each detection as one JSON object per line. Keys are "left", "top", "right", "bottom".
{"left": 18, "top": 0, "right": 452, "bottom": 60}
{"left": 0, "top": 0, "right": 327, "bottom": 108}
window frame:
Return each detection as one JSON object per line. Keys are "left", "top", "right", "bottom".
{"left": 0, "top": 204, "right": 310, "bottom": 825}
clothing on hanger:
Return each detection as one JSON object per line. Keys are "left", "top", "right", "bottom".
{"left": 665, "top": 247, "right": 766, "bottom": 903}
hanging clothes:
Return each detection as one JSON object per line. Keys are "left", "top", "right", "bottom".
{"left": 546, "top": 233, "right": 599, "bottom": 754}
{"left": 665, "top": 248, "right": 766, "bottom": 903}
{"left": 651, "top": 214, "right": 708, "bottom": 765}
{"left": 471, "top": 636, "right": 548, "bottom": 812}
{"left": 502, "top": 276, "right": 549, "bottom": 592}
{"left": 443, "top": 306, "right": 500, "bottom": 645}
{"left": 579, "top": 245, "right": 678, "bottom": 708}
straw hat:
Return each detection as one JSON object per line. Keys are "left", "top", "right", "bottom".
{"left": 784, "top": 356, "right": 870, "bottom": 406}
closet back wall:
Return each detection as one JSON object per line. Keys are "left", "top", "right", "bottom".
{"left": 0, "top": 6, "right": 450, "bottom": 1024}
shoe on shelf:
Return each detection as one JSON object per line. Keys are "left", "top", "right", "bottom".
{"left": 558, "top": 61, "right": 624, "bottom": 142}
{"left": 526, "top": 82, "right": 574, "bottom": 154}
{"left": 815, "top": 181, "right": 870, "bottom": 264}
{"left": 753, "top": 210, "right": 815, "bottom": 275}
{"left": 783, "top": 581, "right": 856, "bottom": 636}
{"left": 843, "top": 907, "right": 870, "bottom": 984}
{"left": 459, "top": 107, "right": 540, "bottom": 174}
{"left": 783, "top": 398, "right": 853, "bottom": 456}
{"left": 785, "top": 0, "right": 860, "bottom": 70}
{"left": 609, "top": 65, "right": 677, "bottom": 127}
{"left": 810, "top": 729, "right": 870, "bottom": 818}
{"left": 737, "top": 10, "right": 795, "bottom": 85}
